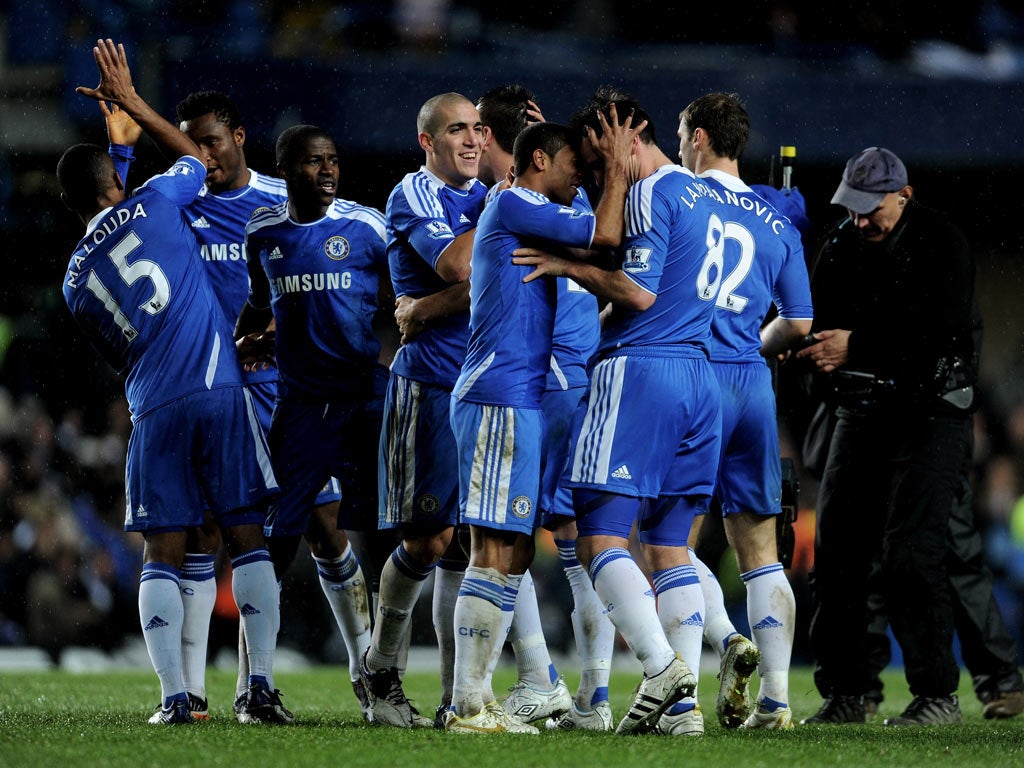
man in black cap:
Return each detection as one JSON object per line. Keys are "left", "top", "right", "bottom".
{"left": 794, "top": 147, "right": 976, "bottom": 726}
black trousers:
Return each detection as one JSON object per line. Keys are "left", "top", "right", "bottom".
{"left": 855, "top": 454, "right": 1023, "bottom": 702}
{"left": 809, "top": 405, "right": 970, "bottom": 698}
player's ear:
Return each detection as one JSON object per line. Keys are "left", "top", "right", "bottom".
{"left": 234, "top": 126, "right": 246, "bottom": 148}
{"left": 532, "top": 148, "right": 547, "bottom": 172}
{"left": 418, "top": 131, "right": 433, "bottom": 153}
{"left": 60, "top": 192, "right": 73, "bottom": 211}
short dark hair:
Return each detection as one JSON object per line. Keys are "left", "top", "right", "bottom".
{"left": 275, "top": 124, "right": 333, "bottom": 168}
{"left": 569, "top": 84, "right": 656, "bottom": 145}
{"left": 175, "top": 90, "right": 243, "bottom": 130}
{"left": 416, "top": 92, "right": 473, "bottom": 137}
{"left": 56, "top": 144, "right": 116, "bottom": 214}
{"left": 512, "top": 122, "right": 575, "bottom": 177}
{"left": 679, "top": 92, "right": 749, "bottom": 160}
{"left": 477, "top": 84, "right": 537, "bottom": 154}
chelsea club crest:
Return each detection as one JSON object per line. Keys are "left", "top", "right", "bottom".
{"left": 324, "top": 236, "right": 350, "bottom": 260}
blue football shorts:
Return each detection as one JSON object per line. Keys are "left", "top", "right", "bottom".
{"left": 263, "top": 394, "right": 381, "bottom": 538}
{"left": 566, "top": 353, "right": 722, "bottom": 499}
{"left": 450, "top": 398, "right": 542, "bottom": 536}
{"left": 378, "top": 373, "right": 460, "bottom": 531}
{"left": 248, "top": 378, "right": 341, "bottom": 509}
{"left": 712, "top": 360, "right": 782, "bottom": 517}
{"left": 124, "top": 386, "right": 277, "bottom": 534}
{"left": 540, "top": 384, "right": 586, "bottom": 528}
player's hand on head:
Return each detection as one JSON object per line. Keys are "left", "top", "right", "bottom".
{"left": 589, "top": 102, "right": 646, "bottom": 176}
{"left": 525, "top": 100, "right": 545, "bottom": 124}
{"left": 76, "top": 39, "right": 136, "bottom": 105}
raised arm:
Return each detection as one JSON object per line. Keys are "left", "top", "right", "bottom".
{"left": 587, "top": 103, "right": 647, "bottom": 249}
{"left": 77, "top": 39, "right": 200, "bottom": 162}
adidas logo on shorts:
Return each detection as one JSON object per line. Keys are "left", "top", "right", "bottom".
{"left": 239, "top": 603, "right": 261, "bottom": 616}
{"left": 611, "top": 465, "right": 632, "bottom": 480}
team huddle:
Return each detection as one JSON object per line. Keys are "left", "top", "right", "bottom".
{"left": 59, "top": 39, "right": 813, "bottom": 734}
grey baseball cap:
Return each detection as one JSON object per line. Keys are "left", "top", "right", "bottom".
{"left": 831, "top": 147, "right": 908, "bottom": 214}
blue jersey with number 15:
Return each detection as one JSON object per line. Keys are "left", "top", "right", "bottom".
{"left": 62, "top": 156, "right": 241, "bottom": 420}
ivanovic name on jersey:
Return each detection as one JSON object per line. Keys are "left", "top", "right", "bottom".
{"left": 705, "top": 185, "right": 790, "bottom": 235}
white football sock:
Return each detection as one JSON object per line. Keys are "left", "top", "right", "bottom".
{"left": 314, "top": 543, "right": 371, "bottom": 682}
{"left": 556, "top": 538, "right": 613, "bottom": 708}
{"left": 481, "top": 573, "right": 519, "bottom": 700}
{"left": 509, "top": 570, "right": 557, "bottom": 688}
{"left": 231, "top": 549, "right": 279, "bottom": 687}
{"left": 653, "top": 564, "right": 704, "bottom": 708}
{"left": 433, "top": 561, "right": 464, "bottom": 706}
{"left": 367, "top": 545, "right": 433, "bottom": 671}
{"left": 690, "top": 548, "right": 739, "bottom": 655}
{"left": 589, "top": 548, "right": 674, "bottom": 676}
{"left": 744, "top": 563, "right": 794, "bottom": 705}
{"left": 452, "top": 566, "right": 506, "bottom": 718}
{"left": 179, "top": 553, "right": 216, "bottom": 700}
{"left": 139, "top": 563, "right": 185, "bottom": 706}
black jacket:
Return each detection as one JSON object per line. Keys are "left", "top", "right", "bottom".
{"left": 809, "top": 201, "right": 976, "bottom": 407}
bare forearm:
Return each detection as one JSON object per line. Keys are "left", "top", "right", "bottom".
{"left": 563, "top": 262, "right": 652, "bottom": 310}
{"left": 401, "top": 283, "right": 470, "bottom": 324}
{"left": 591, "top": 164, "right": 628, "bottom": 248}
{"left": 235, "top": 302, "right": 273, "bottom": 340}
{"left": 760, "top": 317, "right": 813, "bottom": 359}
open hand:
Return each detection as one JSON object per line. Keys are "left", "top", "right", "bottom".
{"left": 101, "top": 101, "right": 141, "bottom": 146}
{"left": 76, "top": 39, "right": 136, "bottom": 106}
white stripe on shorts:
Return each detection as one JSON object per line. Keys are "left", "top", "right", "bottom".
{"left": 243, "top": 387, "right": 278, "bottom": 491}
{"left": 467, "top": 405, "right": 514, "bottom": 525}
{"left": 571, "top": 356, "right": 626, "bottom": 485}
{"left": 384, "top": 376, "right": 419, "bottom": 525}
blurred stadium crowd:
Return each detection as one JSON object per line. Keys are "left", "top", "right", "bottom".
{"left": 3, "top": 1, "right": 1024, "bottom": 668}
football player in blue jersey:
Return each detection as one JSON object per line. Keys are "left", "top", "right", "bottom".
{"left": 103, "top": 91, "right": 369, "bottom": 722}
{"left": 513, "top": 88, "right": 722, "bottom": 736}
{"left": 61, "top": 39, "right": 286, "bottom": 725}
{"left": 444, "top": 116, "right": 638, "bottom": 735}
{"left": 235, "top": 123, "right": 390, "bottom": 722}
{"left": 677, "top": 92, "right": 813, "bottom": 730}
{"left": 361, "top": 92, "right": 486, "bottom": 728}
{"left": 475, "top": 84, "right": 613, "bottom": 732}
{"left": 176, "top": 92, "right": 379, "bottom": 724}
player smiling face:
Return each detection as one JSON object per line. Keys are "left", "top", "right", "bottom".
{"left": 423, "top": 99, "right": 483, "bottom": 187}
{"left": 547, "top": 145, "right": 583, "bottom": 207}
{"left": 179, "top": 112, "right": 247, "bottom": 193}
